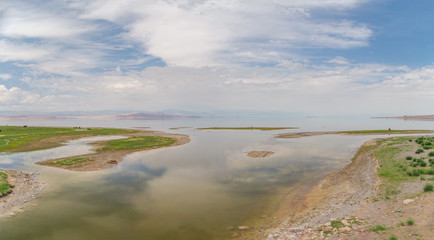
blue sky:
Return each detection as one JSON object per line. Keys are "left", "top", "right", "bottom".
{"left": 0, "top": 0, "right": 433, "bottom": 115}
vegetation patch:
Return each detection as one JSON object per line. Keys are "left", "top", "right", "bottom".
{"left": 0, "top": 126, "right": 137, "bottom": 152}
{"left": 47, "top": 157, "right": 93, "bottom": 166}
{"left": 0, "top": 172, "right": 12, "bottom": 197}
{"left": 374, "top": 136, "right": 434, "bottom": 198}
{"left": 370, "top": 224, "right": 387, "bottom": 232}
{"left": 100, "top": 136, "right": 175, "bottom": 151}
{"left": 198, "top": 127, "right": 298, "bottom": 131}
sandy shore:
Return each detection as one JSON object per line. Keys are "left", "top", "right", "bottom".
{"left": 0, "top": 169, "right": 43, "bottom": 219}
{"left": 36, "top": 130, "right": 190, "bottom": 172}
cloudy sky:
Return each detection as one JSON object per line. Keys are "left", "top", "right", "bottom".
{"left": 1, "top": 0, "right": 433, "bottom": 115}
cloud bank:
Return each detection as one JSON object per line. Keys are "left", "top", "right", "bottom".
{"left": 0, "top": 0, "right": 432, "bottom": 115}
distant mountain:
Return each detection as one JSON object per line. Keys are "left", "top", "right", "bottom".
{"left": 114, "top": 112, "right": 201, "bottom": 120}
{"left": 0, "top": 111, "right": 201, "bottom": 120}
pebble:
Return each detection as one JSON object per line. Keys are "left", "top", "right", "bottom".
{"left": 238, "top": 226, "right": 250, "bottom": 230}
{"left": 403, "top": 199, "right": 414, "bottom": 205}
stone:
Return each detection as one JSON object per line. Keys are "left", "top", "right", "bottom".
{"left": 238, "top": 226, "right": 250, "bottom": 230}
{"left": 341, "top": 219, "right": 350, "bottom": 226}
{"left": 403, "top": 199, "right": 414, "bottom": 205}
{"left": 339, "top": 227, "right": 351, "bottom": 233}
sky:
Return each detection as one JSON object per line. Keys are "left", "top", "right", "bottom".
{"left": 0, "top": 0, "right": 434, "bottom": 116}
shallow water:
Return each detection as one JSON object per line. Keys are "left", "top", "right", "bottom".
{"left": 0, "top": 117, "right": 432, "bottom": 239}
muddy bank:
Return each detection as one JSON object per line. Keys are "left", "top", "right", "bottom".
{"left": 36, "top": 130, "right": 190, "bottom": 172}
{"left": 0, "top": 169, "right": 43, "bottom": 219}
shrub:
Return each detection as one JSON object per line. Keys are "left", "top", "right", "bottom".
{"left": 409, "top": 139, "right": 413, "bottom": 142}
{"left": 406, "top": 219, "right": 415, "bottom": 226}
{"left": 423, "top": 146, "right": 431, "bottom": 150}
{"left": 371, "top": 224, "right": 387, "bottom": 232}
{"left": 412, "top": 169, "right": 420, "bottom": 176}
{"left": 428, "top": 151, "right": 434, "bottom": 157}
{"left": 427, "top": 169, "right": 434, "bottom": 175}
{"left": 424, "top": 183, "right": 433, "bottom": 192}
{"left": 416, "top": 149, "right": 424, "bottom": 154}
{"left": 389, "top": 236, "right": 398, "bottom": 240}
{"left": 420, "top": 162, "right": 427, "bottom": 167}
{"left": 406, "top": 156, "right": 412, "bottom": 160}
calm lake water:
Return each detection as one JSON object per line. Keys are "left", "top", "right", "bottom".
{"left": 0, "top": 117, "right": 432, "bottom": 239}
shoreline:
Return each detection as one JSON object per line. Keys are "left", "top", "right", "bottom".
{"left": 0, "top": 169, "right": 43, "bottom": 219}
{"left": 276, "top": 130, "right": 434, "bottom": 138}
{"left": 258, "top": 136, "right": 433, "bottom": 239}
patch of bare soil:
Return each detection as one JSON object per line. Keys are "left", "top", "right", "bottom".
{"left": 248, "top": 151, "right": 274, "bottom": 158}
{"left": 36, "top": 130, "right": 190, "bottom": 172}
{"left": 0, "top": 169, "right": 43, "bottom": 219}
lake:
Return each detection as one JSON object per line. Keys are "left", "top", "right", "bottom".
{"left": 0, "top": 116, "right": 432, "bottom": 239}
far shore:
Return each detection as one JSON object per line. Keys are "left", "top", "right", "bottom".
{"left": 277, "top": 129, "right": 434, "bottom": 138}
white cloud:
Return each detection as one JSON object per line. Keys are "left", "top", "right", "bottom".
{"left": 0, "top": 40, "right": 53, "bottom": 62}
{"left": 0, "top": 2, "right": 89, "bottom": 39}
{"left": 0, "top": 85, "right": 40, "bottom": 105}
{"left": 0, "top": 74, "right": 11, "bottom": 80}
{"left": 71, "top": 0, "right": 372, "bottom": 67}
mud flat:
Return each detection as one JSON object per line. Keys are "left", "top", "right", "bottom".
{"left": 36, "top": 130, "right": 190, "bottom": 172}
{"left": 0, "top": 169, "right": 43, "bottom": 219}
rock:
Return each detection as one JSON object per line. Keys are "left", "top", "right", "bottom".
{"left": 107, "top": 160, "right": 118, "bottom": 164}
{"left": 261, "top": 215, "right": 267, "bottom": 218}
{"left": 403, "top": 199, "right": 414, "bottom": 205}
{"left": 289, "top": 228, "right": 301, "bottom": 233}
{"left": 342, "top": 219, "right": 350, "bottom": 226}
{"left": 339, "top": 226, "right": 351, "bottom": 233}
{"left": 238, "top": 226, "right": 250, "bottom": 230}
{"left": 325, "top": 222, "right": 331, "bottom": 226}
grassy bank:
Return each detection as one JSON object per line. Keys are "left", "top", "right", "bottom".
{"left": 100, "top": 136, "right": 175, "bottom": 151}
{"left": 374, "top": 136, "right": 434, "bottom": 199}
{"left": 0, "top": 172, "right": 12, "bottom": 197}
{"left": 0, "top": 126, "right": 137, "bottom": 152}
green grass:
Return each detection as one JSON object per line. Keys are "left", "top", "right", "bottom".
{"left": 330, "top": 220, "right": 345, "bottom": 229}
{"left": 370, "top": 224, "right": 387, "bottom": 232}
{"left": 423, "top": 183, "right": 433, "bottom": 192}
{"left": 406, "top": 219, "right": 415, "bottom": 226}
{"left": 389, "top": 235, "right": 398, "bottom": 240}
{"left": 0, "top": 172, "right": 12, "bottom": 197}
{"left": 100, "top": 136, "right": 175, "bottom": 151}
{"left": 0, "top": 126, "right": 137, "bottom": 152}
{"left": 47, "top": 157, "right": 93, "bottom": 166}
{"left": 197, "top": 127, "right": 298, "bottom": 131}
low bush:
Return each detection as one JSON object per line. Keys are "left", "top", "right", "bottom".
{"left": 428, "top": 151, "right": 434, "bottom": 157}
{"left": 406, "top": 156, "right": 412, "bottom": 160}
{"left": 406, "top": 219, "right": 415, "bottom": 226}
{"left": 371, "top": 224, "right": 387, "bottom": 232}
{"left": 424, "top": 183, "right": 433, "bottom": 192}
